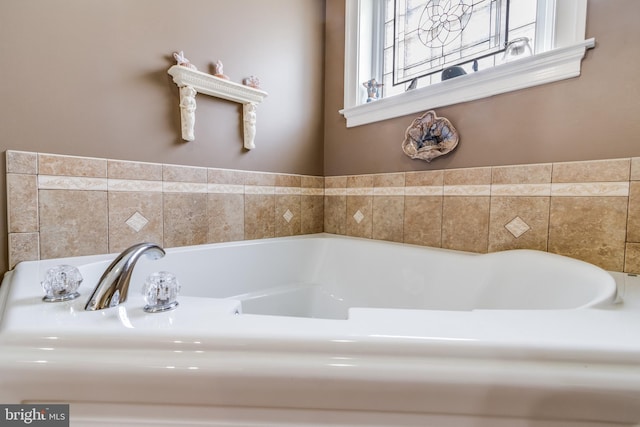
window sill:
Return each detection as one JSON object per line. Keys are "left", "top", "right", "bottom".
{"left": 340, "top": 38, "right": 595, "bottom": 128}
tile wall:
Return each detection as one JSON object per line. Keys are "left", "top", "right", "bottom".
{"left": 325, "top": 158, "right": 640, "bottom": 274}
{"left": 6, "top": 151, "right": 323, "bottom": 269}
{"left": 6, "top": 151, "right": 640, "bottom": 274}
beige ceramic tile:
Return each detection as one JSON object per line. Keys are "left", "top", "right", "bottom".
{"left": 207, "top": 183, "right": 244, "bottom": 196}
{"left": 163, "top": 181, "right": 207, "bottom": 193}
{"left": 7, "top": 174, "right": 38, "bottom": 233}
{"left": 8, "top": 233, "right": 39, "bottom": 269}
{"left": 163, "top": 193, "right": 208, "bottom": 247}
{"left": 488, "top": 197, "right": 550, "bottom": 252}
{"left": 490, "top": 183, "right": 551, "bottom": 197}
{"left": 324, "top": 195, "right": 346, "bottom": 235}
{"left": 442, "top": 196, "right": 490, "bottom": 253}
{"left": 631, "top": 158, "right": 640, "bottom": 181}
{"left": 38, "top": 153, "right": 107, "bottom": 178}
{"left": 405, "top": 170, "right": 443, "bottom": 187}
{"left": 324, "top": 188, "right": 345, "bottom": 197}
{"left": 275, "top": 174, "right": 302, "bottom": 188}
{"left": 548, "top": 196, "right": 627, "bottom": 271}
{"left": 373, "top": 173, "right": 405, "bottom": 188}
{"left": 404, "top": 186, "right": 443, "bottom": 197}
{"left": 302, "top": 195, "right": 324, "bottom": 234}
{"left": 37, "top": 175, "right": 107, "bottom": 191}
{"left": 624, "top": 243, "right": 640, "bottom": 274}
{"left": 302, "top": 176, "right": 324, "bottom": 188}
{"left": 325, "top": 176, "right": 347, "bottom": 189}
{"left": 244, "top": 186, "right": 276, "bottom": 196}
{"left": 163, "top": 164, "right": 207, "bottom": 183}
{"left": 491, "top": 164, "right": 552, "bottom": 184}
{"left": 108, "top": 179, "right": 163, "bottom": 193}
{"left": 346, "top": 195, "right": 372, "bottom": 239}
{"left": 347, "top": 175, "right": 374, "bottom": 188}
{"left": 108, "top": 192, "right": 163, "bottom": 253}
{"left": 39, "top": 190, "right": 108, "bottom": 259}
{"left": 403, "top": 196, "right": 442, "bottom": 247}
{"left": 7, "top": 151, "right": 37, "bottom": 174}
{"left": 444, "top": 167, "right": 491, "bottom": 186}
{"left": 275, "top": 195, "right": 301, "bottom": 237}
{"left": 275, "top": 187, "right": 300, "bottom": 196}
{"left": 244, "top": 172, "right": 276, "bottom": 186}
{"left": 551, "top": 159, "right": 630, "bottom": 183}
{"left": 208, "top": 168, "right": 246, "bottom": 185}
{"left": 550, "top": 182, "right": 629, "bottom": 197}
{"left": 208, "top": 194, "right": 244, "bottom": 243}
{"left": 108, "top": 160, "right": 163, "bottom": 181}
{"left": 244, "top": 194, "right": 275, "bottom": 240}
{"left": 373, "top": 186, "right": 404, "bottom": 196}
{"left": 372, "top": 196, "right": 404, "bottom": 243}
{"left": 627, "top": 182, "right": 640, "bottom": 242}
{"left": 443, "top": 185, "right": 490, "bottom": 196}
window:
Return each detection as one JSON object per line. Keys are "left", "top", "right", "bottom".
{"left": 341, "top": 0, "right": 594, "bottom": 127}
{"left": 386, "top": 0, "right": 536, "bottom": 94}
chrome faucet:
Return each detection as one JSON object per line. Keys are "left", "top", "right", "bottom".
{"left": 85, "top": 243, "right": 165, "bottom": 311}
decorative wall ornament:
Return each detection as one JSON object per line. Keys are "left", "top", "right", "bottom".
{"left": 173, "top": 51, "right": 197, "bottom": 70}
{"left": 168, "top": 52, "right": 267, "bottom": 149}
{"left": 243, "top": 76, "right": 261, "bottom": 89}
{"left": 402, "top": 110, "right": 459, "bottom": 162}
{"left": 362, "top": 78, "right": 383, "bottom": 102}
{"left": 178, "top": 86, "right": 197, "bottom": 141}
{"left": 243, "top": 103, "right": 257, "bottom": 149}
{"left": 213, "top": 60, "right": 230, "bottom": 80}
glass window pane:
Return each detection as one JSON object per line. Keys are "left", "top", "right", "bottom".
{"left": 381, "top": 0, "right": 540, "bottom": 99}
{"left": 509, "top": 0, "right": 537, "bottom": 30}
{"left": 392, "top": 0, "right": 509, "bottom": 85}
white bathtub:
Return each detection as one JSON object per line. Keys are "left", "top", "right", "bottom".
{"left": 0, "top": 234, "right": 639, "bottom": 426}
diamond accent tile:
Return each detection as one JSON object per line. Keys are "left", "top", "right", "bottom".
{"left": 126, "top": 211, "right": 149, "bottom": 233}
{"left": 353, "top": 210, "right": 365, "bottom": 224}
{"left": 283, "top": 209, "right": 294, "bottom": 223}
{"left": 505, "top": 216, "right": 530, "bottom": 238}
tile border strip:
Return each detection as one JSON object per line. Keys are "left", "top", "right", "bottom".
{"left": 34, "top": 177, "right": 325, "bottom": 195}
{"left": 33, "top": 178, "right": 631, "bottom": 197}
{"left": 323, "top": 182, "right": 631, "bottom": 197}
{"left": 10, "top": 151, "right": 637, "bottom": 198}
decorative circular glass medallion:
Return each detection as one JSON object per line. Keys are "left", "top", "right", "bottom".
{"left": 418, "top": 0, "right": 473, "bottom": 49}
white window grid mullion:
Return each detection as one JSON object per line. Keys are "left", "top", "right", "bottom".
{"left": 370, "top": 0, "right": 385, "bottom": 84}
{"left": 536, "top": 0, "right": 556, "bottom": 53}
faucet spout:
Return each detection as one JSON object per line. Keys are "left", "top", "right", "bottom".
{"left": 85, "top": 243, "right": 165, "bottom": 311}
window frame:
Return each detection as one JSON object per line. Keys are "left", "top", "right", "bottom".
{"left": 340, "top": 0, "right": 594, "bottom": 128}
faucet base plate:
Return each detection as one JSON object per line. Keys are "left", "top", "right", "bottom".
{"left": 143, "top": 301, "right": 179, "bottom": 313}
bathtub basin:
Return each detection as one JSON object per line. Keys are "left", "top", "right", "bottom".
{"left": 0, "top": 234, "right": 639, "bottom": 426}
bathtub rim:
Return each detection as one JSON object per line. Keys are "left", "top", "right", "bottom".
{"left": 0, "top": 233, "right": 630, "bottom": 360}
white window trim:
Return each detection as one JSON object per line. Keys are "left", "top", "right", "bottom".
{"left": 340, "top": 0, "right": 594, "bottom": 128}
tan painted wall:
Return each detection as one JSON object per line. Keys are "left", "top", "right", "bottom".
{"left": 3, "top": 0, "right": 640, "bottom": 274}
{"left": 324, "top": 0, "right": 640, "bottom": 176}
{"left": 0, "top": 0, "right": 326, "bottom": 273}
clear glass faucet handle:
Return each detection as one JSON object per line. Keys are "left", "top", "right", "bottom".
{"left": 143, "top": 271, "right": 181, "bottom": 313}
{"left": 41, "top": 265, "right": 83, "bottom": 302}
